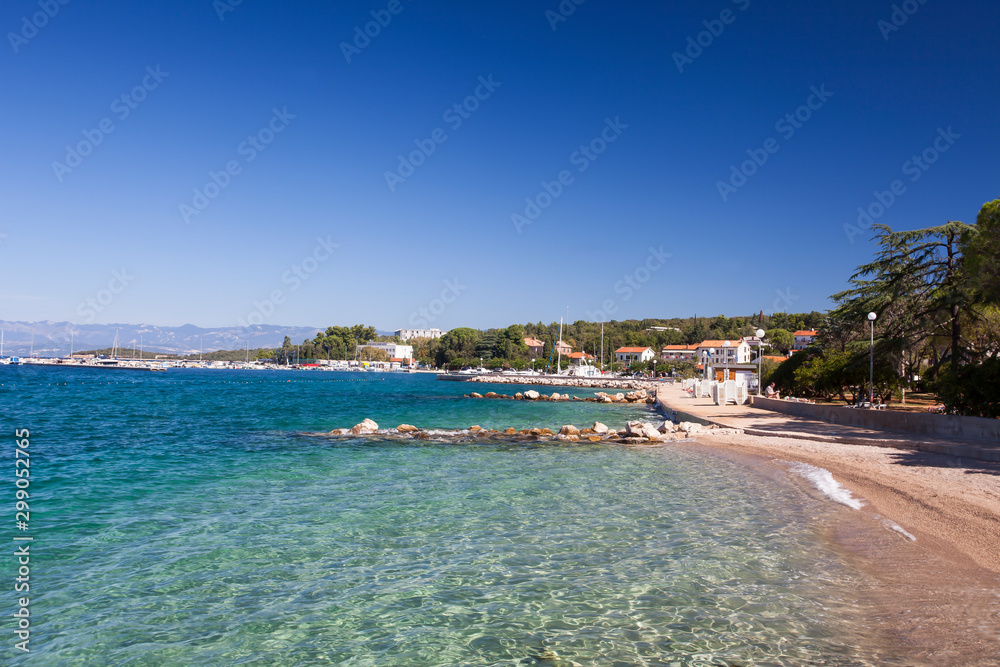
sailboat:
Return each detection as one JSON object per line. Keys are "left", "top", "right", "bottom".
{"left": 0, "top": 330, "right": 8, "bottom": 365}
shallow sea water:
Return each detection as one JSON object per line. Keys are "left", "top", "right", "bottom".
{"left": 1, "top": 367, "right": 892, "bottom": 665}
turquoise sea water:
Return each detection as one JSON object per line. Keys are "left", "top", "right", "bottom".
{"left": 2, "top": 367, "right": 891, "bottom": 665}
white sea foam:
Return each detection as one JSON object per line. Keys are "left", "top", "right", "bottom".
{"left": 785, "top": 461, "right": 865, "bottom": 510}
{"left": 879, "top": 516, "right": 917, "bottom": 541}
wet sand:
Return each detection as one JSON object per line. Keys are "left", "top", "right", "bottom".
{"left": 675, "top": 432, "right": 1000, "bottom": 665}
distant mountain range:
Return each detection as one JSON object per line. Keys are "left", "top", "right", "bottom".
{"left": 0, "top": 321, "right": 337, "bottom": 356}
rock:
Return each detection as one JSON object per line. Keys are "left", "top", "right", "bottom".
{"left": 529, "top": 428, "right": 542, "bottom": 435}
{"left": 592, "top": 421, "right": 609, "bottom": 434}
{"left": 550, "top": 392, "right": 561, "bottom": 400}
{"left": 414, "top": 431, "right": 430, "bottom": 440}
{"left": 524, "top": 390, "right": 540, "bottom": 400}
{"left": 504, "top": 427, "right": 517, "bottom": 435}
{"left": 645, "top": 397, "right": 656, "bottom": 404}
{"left": 624, "top": 421, "right": 646, "bottom": 437}
{"left": 349, "top": 418, "right": 379, "bottom": 435}
{"left": 620, "top": 437, "right": 650, "bottom": 444}
{"left": 514, "top": 392, "right": 524, "bottom": 400}
{"left": 658, "top": 420, "right": 675, "bottom": 434}
{"left": 615, "top": 392, "right": 626, "bottom": 402}
{"left": 470, "top": 392, "right": 483, "bottom": 398}
{"left": 539, "top": 428, "right": 553, "bottom": 435}
{"left": 559, "top": 425, "right": 580, "bottom": 436}
{"left": 641, "top": 423, "right": 663, "bottom": 440}
{"left": 580, "top": 428, "right": 595, "bottom": 435}
{"left": 396, "top": 424, "right": 418, "bottom": 433}
{"left": 484, "top": 392, "right": 499, "bottom": 399}
{"left": 500, "top": 394, "right": 509, "bottom": 399}
{"left": 587, "top": 435, "right": 602, "bottom": 442}
{"left": 469, "top": 425, "right": 482, "bottom": 431}
{"left": 564, "top": 434, "right": 580, "bottom": 442}
{"left": 328, "top": 428, "right": 347, "bottom": 435}
{"left": 678, "top": 422, "right": 703, "bottom": 435}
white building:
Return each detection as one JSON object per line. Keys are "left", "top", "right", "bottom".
{"left": 793, "top": 330, "right": 818, "bottom": 351}
{"left": 364, "top": 342, "right": 413, "bottom": 359}
{"left": 394, "top": 328, "right": 447, "bottom": 341}
{"left": 615, "top": 346, "right": 655, "bottom": 363}
{"left": 695, "top": 340, "right": 751, "bottom": 366}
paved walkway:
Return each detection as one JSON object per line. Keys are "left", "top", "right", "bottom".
{"left": 655, "top": 384, "right": 1000, "bottom": 463}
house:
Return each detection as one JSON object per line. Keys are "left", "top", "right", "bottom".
{"left": 660, "top": 344, "right": 700, "bottom": 361}
{"left": 555, "top": 340, "right": 572, "bottom": 355}
{"left": 695, "top": 340, "right": 752, "bottom": 366}
{"left": 523, "top": 337, "right": 545, "bottom": 357}
{"left": 793, "top": 330, "right": 818, "bottom": 350}
{"left": 565, "top": 351, "right": 594, "bottom": 364}
{"left": 615, "top": 346, "right": 655, "bottom": 363}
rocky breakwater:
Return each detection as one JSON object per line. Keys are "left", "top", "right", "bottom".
{"left": 463, "top": 375, "right": 661, "bottom": 391}
{"left": 464, "top": 389, "right": 657, "bottom": 404}
{"left": 321, "top": 418, "right": 742, "bottom": 445}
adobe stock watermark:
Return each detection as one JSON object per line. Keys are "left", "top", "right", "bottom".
{"left": 877, "top": 0, "right": 930, "bottom": 41}
{"left": 76, "top": 267, "right": 134, "bottom": 323}
{"left": 179, "top": 107, "right": 295, "bottom": 224}
{"left": 385, "top": 75, "right": 502, "bottom": 192}
{"left": 586, "top": 246, "right": 672, "bottom": 322}
{"left": 51, "top": 65, "right": 169, "bottom": 182}
{"left": 716, "top": 84, "right": 833, "bottom": 202}
{"left": 340, "top": 0, "right": 413, "bottom": 64}
{"left": 673, "top": 0, "right": 751, "bottom": 73}
{"left": 237, "top": 235, "right": 339, "bottom": 327}
{"left": 764, "top": 287, "right": 798, "bottom": 316}
{"left": 511, "top": 116, "right": 628, "bottom": 234}
{"left": 407, "top": 279, "right": 467, "bottom": 328}
{"left": 213, "top": 0, "right": 243, "bottom": 21}
{"left": 843, "top": 126, "right": 959, "bottom": 244}
{"left": 8, "top": 0, "right": 70, "bottom": 54}
{"left": 545, "top": 0, "right": 587, "bottom": 31}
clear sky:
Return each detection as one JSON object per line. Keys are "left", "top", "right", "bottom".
{"left": 2, "top": 0, "right": 997, "bottom": 331}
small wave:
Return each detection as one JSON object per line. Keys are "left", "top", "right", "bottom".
{"left": 878, "top": 516, "right": 917, "bottom": 541}
{"left": 784, "top": 461, "right": 865, "bottom": 510}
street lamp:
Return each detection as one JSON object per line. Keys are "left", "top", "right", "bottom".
{"left": 867, "top": 312, "right": 877, "bottom": 405}
{"left": 755, "top": 328, "right": 765, "bottom": 395}
{"left": 531, "top": 358, "right": 535, "bottom": 373}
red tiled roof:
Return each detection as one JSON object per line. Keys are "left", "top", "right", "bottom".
{"left": 616, "top": 346, "right": 651, "bottom": 353}
{"left": 523, "top": 337, "right": 545, "bottom": 346}
{"left": 793, "top": 330, "right": 818, "bottom": 336}
{"left": 697, "top": 340, "right": 741, "bottom": 348}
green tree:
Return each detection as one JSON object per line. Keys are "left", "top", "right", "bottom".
{"left": 766, "top": 328, "right": 793, "bottom": 354}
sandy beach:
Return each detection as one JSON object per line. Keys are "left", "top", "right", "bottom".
{"left": 658, "top": 384, "right": 1000, "bottom": 665}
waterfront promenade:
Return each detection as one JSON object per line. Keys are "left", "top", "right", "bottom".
{"left": 656, "top": 383, "right": 1000, "bottom": 463}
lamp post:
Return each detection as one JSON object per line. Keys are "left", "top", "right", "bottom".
{"left": 531, "top": 358, "right": 535, "bottom": 374}
{"left": 755, "top": 328, "right": 765, "bottom": 395}
{"left": 868, "top": 312, "right": 877, "bottom": 405}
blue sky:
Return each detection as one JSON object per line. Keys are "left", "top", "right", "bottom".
{"left": 2, "top": 0, "right": 997, "bottom": 331}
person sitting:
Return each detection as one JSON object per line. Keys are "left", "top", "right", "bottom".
{"left": 764, "top": 383, "right": 780, "bottom": 399}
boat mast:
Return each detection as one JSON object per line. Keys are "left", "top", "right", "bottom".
{"left": 600, "top": 322, "right": 604, "bottom": 373}
{"left": 557, "top": 316, "right": 563, "bottom": 374}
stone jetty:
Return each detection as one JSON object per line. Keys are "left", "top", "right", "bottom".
{"left": 464, "top": 389, "right": 657, "bottom": 404}
{"left": 442, "top": 374, "right": 662, "bottom": 391}
{"left": 320, "top": 418, "right": 742, "bottom": 445}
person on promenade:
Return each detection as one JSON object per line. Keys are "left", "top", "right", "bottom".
{"left": 765, "top": 383, "right": 780, "bottom": 399}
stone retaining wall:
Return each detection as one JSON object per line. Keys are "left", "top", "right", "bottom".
{"left": 750, "top": 396, "right": 1000, "bottom": 443}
